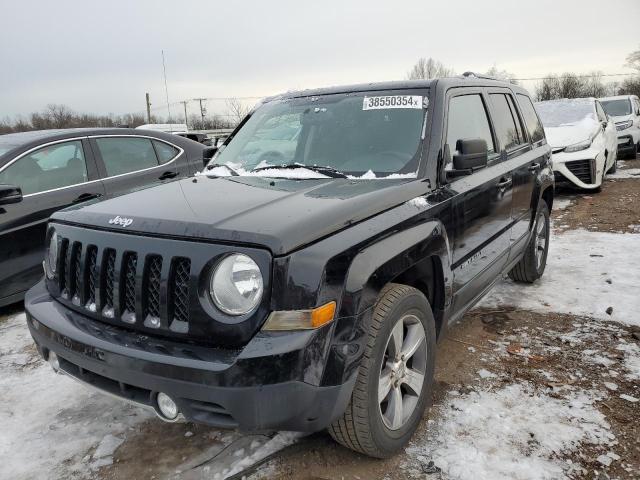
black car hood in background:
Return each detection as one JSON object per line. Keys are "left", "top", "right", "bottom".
{"left": 51, "top": 176, "right": 430, "bottom": 255}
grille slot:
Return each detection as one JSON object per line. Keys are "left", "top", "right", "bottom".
{"left": 169, "top": 258, "right": 191, "bottom": 332}
{"left": 102, "top": 249, "right": 116, "bottom": 318}
{"left": 121, "top": 252, "right": 138, "bottom": 324}
{"left": 143, "top": 255, "right": 163, "bottom": 328}
{"left": 565, "top": 159, "right": 593, "bottom": 184}
{"left": 68, "top": 242, "right": 82, "bottom": 305}
{"left": 58, "top": 238, "right": 69, "bottom": 295}
{"left": 85, "top": 246, "right": 98, "bottom": 312}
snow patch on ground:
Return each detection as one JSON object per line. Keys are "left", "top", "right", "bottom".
{"left": 480, "top": 229, "right": 640, "bottom": 326}
{"left": 406, "top": 383, "right": 613, "bottom": 480}
{"left": 616, "top": 340, "right": 640, "bottom": 381}
{"left": 608, "top": 168, "right": 640, "bottom": 179}
{"left": 0, "top": 314, "right": 152, "bottom": 480}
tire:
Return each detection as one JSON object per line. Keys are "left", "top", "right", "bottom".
{"left": 328, "top": 283, "right": 436, "bottom": 458}
{"left": 508, "top": 200, "right": 550, "bottom": 283}
{"left": 609, "top": 156, "right": 617, "bottom": 174}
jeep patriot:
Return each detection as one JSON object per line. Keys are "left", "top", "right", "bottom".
{"left": 25, "top": 75, "right": 554, "bottom": 457}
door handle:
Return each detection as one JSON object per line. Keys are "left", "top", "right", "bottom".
{"left": 159, "top": 171, "right": 178, "bottom": 180}
{"left": 73, "top": 193, "right": 102, "bottom": 204}
{"left": 497, "top": 178, "right": 512, "bottom": 189}
{"left": 528, "top": 163, "right": 540, "bottom": 172}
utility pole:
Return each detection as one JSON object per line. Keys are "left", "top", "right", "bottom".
{"left": 195, "top": 98, "right": 207, "bottom": 127}
{"left": 181, "top": 101, "right": 189, "bottom": 130}
{"left": 145, "top": 93, "right": 152, "bottom": 124}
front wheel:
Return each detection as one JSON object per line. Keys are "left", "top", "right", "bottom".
{"left": 508, "top": 200, "right": 550, "bottom": 283}
{"left": 328, "top": 284, "right": 436, "bottom": 458}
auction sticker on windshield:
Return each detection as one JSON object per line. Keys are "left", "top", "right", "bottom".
{"left": 363, "top": 95, "right": 423, "bottom": 110}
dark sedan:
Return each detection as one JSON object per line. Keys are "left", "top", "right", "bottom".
{"left": 0, "top": 128, "right": 210, "bottom": 307}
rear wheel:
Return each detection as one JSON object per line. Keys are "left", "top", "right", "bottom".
{"left": 328, "top": 284, "right": 436, "bottom": 458}
{"left": 508, "top": 200, "right": 550, "bottom": 283}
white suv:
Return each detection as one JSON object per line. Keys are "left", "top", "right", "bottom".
{"left": 599, "top": 95, "right": 640, "bottom": 159}
{"left": 536, "top": 98, "right": 617, "bottom": 189}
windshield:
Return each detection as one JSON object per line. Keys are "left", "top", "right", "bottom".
{"left": 209, "top": 90, "right": 428, "bottom": 179}
{"left": 535, "top": 99, "right": 596, "bottom": 127}
{"left": 600, "top": 99, "right": 632, "bottom": 117}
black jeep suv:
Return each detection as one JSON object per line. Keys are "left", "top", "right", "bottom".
{"left": 25, "top": 76, "right": 553, "bottom": 458}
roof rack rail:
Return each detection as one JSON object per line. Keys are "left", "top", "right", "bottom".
{"left": 461, "top": 71, "right": 500, "bottom": 81}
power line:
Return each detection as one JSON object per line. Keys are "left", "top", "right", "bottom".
{"left": 513, "top": 72, "right": 636, "bottom": 81}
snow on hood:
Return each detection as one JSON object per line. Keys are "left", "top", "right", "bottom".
{"left": 544, "top": 116, "right": 599, "bottom": 149}
{"left": 199, "top": 162, "right": 417, "bottom": 180}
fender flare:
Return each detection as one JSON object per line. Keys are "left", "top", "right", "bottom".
{"left": 339, "top": 219, "right": 453, "bottom": 318}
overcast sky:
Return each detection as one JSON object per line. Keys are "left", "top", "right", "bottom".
{"left": 1, "top": 0, "right": 639, "bottom": 120}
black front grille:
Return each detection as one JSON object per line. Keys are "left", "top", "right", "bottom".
{"left": 121, "top": 253, "right": 138, "bottom": 323}
{"left": 144, "top": 255, "right": 162, "bottom": 325}
{"left": 85, "top": 246, "right": 98, "bottom": 310}
{"left": 169, "top": 258, "right": 191, "bottom": 331}
{"left": 565, "top": 159, "right": 593, "bottom": 184}
{"left": 102, "top": 249, "right": 116, "bottom": 316}
{"left": 54, "top": 239, "right": 193, "bottom": 336}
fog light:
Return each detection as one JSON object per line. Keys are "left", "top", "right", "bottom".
{"left": 156, "top": 392, "right": 179, "bottom": 420}
{"left": 48, "top": 351, "right": 60, "bottom": 372}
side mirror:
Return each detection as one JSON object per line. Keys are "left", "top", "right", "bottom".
{"left": 0, "top": 184, "right": 23, "bottom": 205}
{"left": 202, "top": 146, "right": 219, "bottom": 167}
{"left": 453, "top": 138, "right": 488, "bottom": 171}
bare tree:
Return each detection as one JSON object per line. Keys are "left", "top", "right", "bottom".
{"left": 618, "top": 77, "right": 640, "bottom": 97}
{"left": 485, "top": 65, "right": 518, "bottom": 84}
{"left": 225, "top": 98, "right": 251, "bottom": 126}
{"left": 407, "top": 57, "right": 455, "bottom": 80}
{"left": 582, "top": 71, "right": 607, "bottom": 98}
{"left": 536, "top": 75, "right": 561, "bottom": 101}
{"left": 625, "top": 45, "right": 640, "bottom": 73}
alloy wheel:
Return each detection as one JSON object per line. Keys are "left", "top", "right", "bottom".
{"left": 535, "top": 211, "right": 547, "bottom": 270}
{"left": 378, "top": 314, "right": 427, "bottom": 430}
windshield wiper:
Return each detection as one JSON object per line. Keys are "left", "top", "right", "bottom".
{"left": 205, "top": 163, "right": 239, "bottom": 176}
{"left": 252, "top": 163, "right": 347, "bottom": 178}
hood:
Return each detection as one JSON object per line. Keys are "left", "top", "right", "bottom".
{"left": 52, "top": 176, "right": 430, "bottom": 255}
{"left": 544, "top": 117, "right": 599, "bottom": 149}
{"left": 608, "top": 113, "right": 634, "bottom": 124}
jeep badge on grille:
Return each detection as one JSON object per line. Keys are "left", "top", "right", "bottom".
{"left": 108, "top": 215, "right": 134, "bottom": 227}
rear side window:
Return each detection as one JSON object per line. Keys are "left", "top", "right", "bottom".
{"left": 489, "top": 94, "right": 525, "bottom": 151}
{"left": 153, "top": 140, "right": 179, "bottom": 164}
{"left": 517, "top": 94, "right": 545, "bottom": 143}
{"left": 95, "top": 137, "right": 159, "bottom": 177}
{"left": 446, "top": 94, "right": 495, "bottom": 157}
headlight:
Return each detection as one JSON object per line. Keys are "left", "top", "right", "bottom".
{"left": 564, "top": 139, "right": 592, "bottom": 153}
{"left": 45, "top": 231, "right": 58, "bottom": 279}
{"left": 210, "top": 254, "right": 263, "bottom": 315}
{"left": 615, "top": 120, "right": 633, "bottom": 131}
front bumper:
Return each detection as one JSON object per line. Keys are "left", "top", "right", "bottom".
{"left": 25, "top": 281, "right": 355, "bottom": 432}
{"left": 616, "top": 134, "right": 637, "bottom": 155}
{"left": 552, "top": 148, "right": 604, "bottom": 189}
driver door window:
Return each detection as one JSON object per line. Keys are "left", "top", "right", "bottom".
{"left": 0, "top": 140, "right": 88, "bottom": 195}
{"left": 445, "top": 94, "right": 495, "bottom": 167}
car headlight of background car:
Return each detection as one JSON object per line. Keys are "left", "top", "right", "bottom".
{"left": 45, "top": 231, "right": 58, "bottom": 279}
{"left": 209, "top": 253, "right": 263, "bottom": 315}
{"left": 564, "top": 138, "right": 592, "bottom": 153}
{"left": 615, "top": 120, "right": 633, "bottom": 131}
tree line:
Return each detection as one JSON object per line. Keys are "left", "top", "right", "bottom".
{"left": 0, "top": 99, "right": 247, "bottom": 135}
{"left": 406, "top": 45, "right": 640, "bottom": 101}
